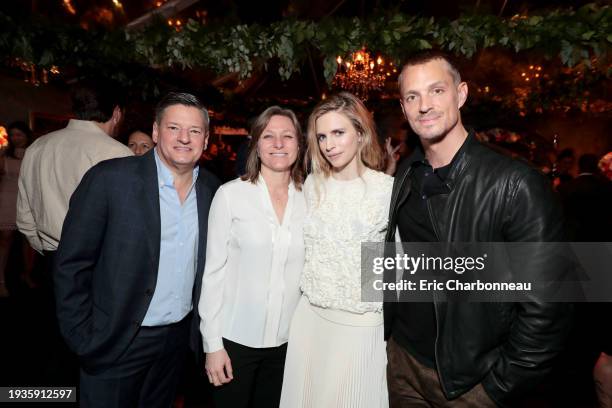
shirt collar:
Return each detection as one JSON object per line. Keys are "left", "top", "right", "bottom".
{"left": 154, "top": 148, "right": 199, "bottom": 189}
{"left": 257, "top": 173, "right": 296, "bottom": 195}
{"left": 407, "top": 129, "right": 474, "bottom": 172}
{"left": 66, "top": 119, "right": 111, "bottom": 138}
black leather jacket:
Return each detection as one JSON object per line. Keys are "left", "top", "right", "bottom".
{"left": 384, "top": 132, "right": 572, "bottom": 407}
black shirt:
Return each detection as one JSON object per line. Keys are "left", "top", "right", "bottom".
{"left": 392, "top": 140, "right": 463, "bottom": 368}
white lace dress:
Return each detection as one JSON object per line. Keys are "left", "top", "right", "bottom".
{"left": 280, "top": 169, "right": 393, "bottom": 408}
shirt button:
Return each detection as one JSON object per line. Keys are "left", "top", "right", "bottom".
{"left": 424, "top": 172, "right": 430, "bottom": 176}
{"left": 422, "top": 195, "right": 427, "bottom": 200}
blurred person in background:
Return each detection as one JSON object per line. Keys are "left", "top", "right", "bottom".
{"left": 127, "top": 129, "right": 155, "bottom": 156}
{"left": 0, "top": 121, "right": 34, "bottom": 297}
{"left": 558, "top": 153, "right": 612, "bottom": 408}
{"left": 559, "top": 153, "right": 612, "bottom": 242}
{"left": 555, "top": 147, "right": 576, "bottom": 186}
{"left": 17, "top": 80, "right": 132, "bottom": 259}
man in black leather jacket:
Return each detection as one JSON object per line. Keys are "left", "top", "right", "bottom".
{"left": 384, "top": 51, "right": 572, "bottom": 407}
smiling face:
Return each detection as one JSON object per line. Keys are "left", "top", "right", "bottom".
{"left": 315, "top": 110, "right": 361, "bottom": 178}
{"left": 399, "top": 58, "right": 467, "bottom": 144}
{"left": 258, "top": 115, "right": 299, "bottom": 174}
{"left": 152, "top": 104, "right": 208, "bottom": 174}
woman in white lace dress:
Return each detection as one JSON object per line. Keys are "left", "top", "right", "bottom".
{"left": 280, "top": 92, "right": 393, "bottom": 407}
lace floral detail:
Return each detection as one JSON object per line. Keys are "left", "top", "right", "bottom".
{"left": 301, "top": 169, "right": 393, "bottom": 313}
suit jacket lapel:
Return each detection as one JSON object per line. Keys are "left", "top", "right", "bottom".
{"left": 191, "top": 170, "right": 212, "bottom": 363}
{"left": 195, "top": 176, "right": 210, "bottom": 273}
{"left": 139, "top": 150, "right": 161, "bottom": 271}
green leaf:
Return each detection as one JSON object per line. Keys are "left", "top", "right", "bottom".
{"left": 560, "top": 40, "right": 573, "bottom": 64}
{"left": 417, "top": 39, "right": 432, "bottom": 49}
{"left": 323, "top": 56, "right": 337, "bottom": 84}
{"left": 39, "top": 50, "right": 53, "bottom": 66}
{"left": 581, "top": 31, "right": 595, "bottom": 40}
{"left": 382, "top": 32, "right": 391, "bottom": 45}
{"left": 528, "top": 16, "right": 543, "bottom": 25}
{"left": 396, "top": 25, "right": 411, "bottom": 33}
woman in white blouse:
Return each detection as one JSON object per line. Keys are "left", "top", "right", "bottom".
{"left": 280, "top": 92, "right": 393, "bottom": 407}
{"left": 199, "top": 106, "right": 306, "bottom": 408}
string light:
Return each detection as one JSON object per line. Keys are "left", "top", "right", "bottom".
{"left": 167, "top": 18, "right": 183, "bottom": 30}
{"left": 9, "top": 58, "right": 59, "bottom": 86}
{"left": 63, "top": 0, "right": 76, "bottom": 15}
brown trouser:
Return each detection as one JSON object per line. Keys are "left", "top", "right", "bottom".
{"left": 387, "top": 336, "right": 497, "bottom": 408}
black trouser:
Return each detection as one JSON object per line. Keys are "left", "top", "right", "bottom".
{"left": 79, "top": 316, "right": 190, "bottom": 408}
{"left": 42, "top": 250, "right": 79, "bottom": 386}
{"left": 213, "top": 338, "right": 287, "bottom": 408}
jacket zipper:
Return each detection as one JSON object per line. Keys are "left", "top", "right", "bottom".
{"left": 426, "top": 198, "right": 451, "bottom": 397}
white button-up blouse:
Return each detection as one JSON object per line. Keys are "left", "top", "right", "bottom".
{"left": 199, "top": 176, "right": 306, "bottom": 353}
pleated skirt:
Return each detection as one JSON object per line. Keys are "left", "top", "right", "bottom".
{"left": 280, "top": 295, "right": 388, "bottom": 408}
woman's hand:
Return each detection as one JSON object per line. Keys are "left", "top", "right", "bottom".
{"left": 205, "top": 349, "right": 234, "bottom": 386}
{"left": 384, "top": 137, "right": 401, "bottom": 176}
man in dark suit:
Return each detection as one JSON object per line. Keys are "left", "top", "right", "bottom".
{"left": 54, "top": 92, "right": 220, "bottom": 407}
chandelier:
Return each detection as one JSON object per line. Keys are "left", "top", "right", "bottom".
{"left": 332, "top": 48, "right": 395, "bottom": 100}
{"left": 9, "top": 58, "right": 60, "bottom": 87}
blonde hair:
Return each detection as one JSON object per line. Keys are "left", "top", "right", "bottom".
{"left": 306, "top": 92, "right": 384, "bottom": 178}
{"left": 305, "top": 92, "right": 385, "bottom": 205}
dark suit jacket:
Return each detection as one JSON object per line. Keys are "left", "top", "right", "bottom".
{"left": 54, "top": 149, "right": 220, "bottom": 374}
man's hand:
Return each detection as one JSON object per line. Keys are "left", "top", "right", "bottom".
{"left": 205, "top": 349, "right": 233, "bottom": 386}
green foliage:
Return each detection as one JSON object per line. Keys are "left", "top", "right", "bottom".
{"left": 1, "top": 3, "right": 610, "bottom": 85}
